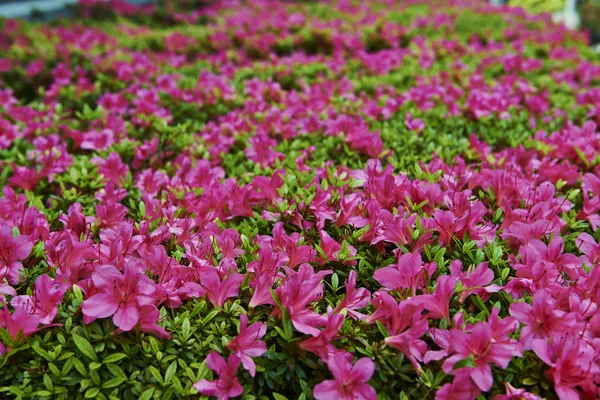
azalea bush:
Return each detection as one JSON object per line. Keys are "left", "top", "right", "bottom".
{"left": 1, "top": 0, "right": 600, "bottom": 399}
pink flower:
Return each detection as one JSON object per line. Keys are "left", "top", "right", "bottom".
{"left": 366, "top": 294, "right": 428, "bottom": 370}
{"left": 82, "top": 262, "right": 156, "bottom": 331}
{"left": 318, "top": 230, "right": 356, "bottom": 265}
{"left": 314, "top": 354, "right": 377, "bottom": 400}
{"left": 226, "top": 314, "right": 267, "bottom": 377}
{"left": 138, "top": 305, "right": 170, "bottom": 339}
{"left": 333, "top": 271, "right": 370, "bottom": 320}
{"left": 414, "top": 275, "right": 458, "bottom": 321}
{"left": 493, "top": 382, "right": 542, "bottom": 400}
{"left": 201, "top": 270, "right": 244, "bottom": 308}
{"left": 0, "top": 299, "right": 43, "bottom": 356}
{"left": 576, "top": 233, "right": 600, "bottom": 266}
{"left": 532, "top": 335, "right": 600, "bottom": 400}
{"left": 509, "top": 289, "right": 578, "bottom": 349}
{"left": 442, "top": 319, "right": 522, "bottom": 391}
{"left": 451, "top": 261, "right": 500, "bottom": 303}
{"left": 435, "top": 370, "right": 481, "bottom": 400}
{"left": 300, "top": 309, "right": 345, "bottom": 360}
{"left": 374, "top": 252, "right": 434, "bottom": 296}
{"left": 0, "top": 225, "right": 34, "bottom": 285}
{"left": 405, "top": 112, "right": 425, "bottom": 132}
{"left": 194, "top": 351, "right": 243, "bottom": 400}
{"left": 273, "top": 264, "right": 331, "bottom": 336}
{"left": 11, "top": 274, "right": 66, "bottom": 324}
{"left": 383, "top": 306, "right": 429, "bottom": 371}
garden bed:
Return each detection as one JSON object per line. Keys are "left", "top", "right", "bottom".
{"left": 1, "top": 1, "right": 600, "bottom": 399}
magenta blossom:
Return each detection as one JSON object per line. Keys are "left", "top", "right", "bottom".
{"left": 226, "top": 314, "right": 267, "bottom": 377}
{"left": 81, "top": 262, "right": 155, "bottom": 331}
{"left": 201, "top": 270, "right": 244, "bottom": 308}
{"left": 333, "top": 271, "right": 370, "bottom": 320}
{"left": 0, "top": 225, "right": 34, "bottom": 285}
{"left": 493, "top": 382, "right": 542, "bottom": 400}
{"left": 300, "top": 309, "right": 345, "bottom": 360}
{"left": 405, "top": 112, "right": 425, "bottom": 132}
{"left": 509, "top": 289, "right": 578, "bottom": 349}
{"left": 442, "top": 319, "right": 522, "bottom": 392}
{"left": 194, "top": 351, "right": 243, "bottom": 400}
{"left": 532, "top": 335, "right": 600, "bottom": 400}
{"left": 0, "top": 298, "right": 43, "bottom": 356}
{"left": 11, "top": 274, "right": 67, "bottom": 324}
{"left": 314, "top": 354, "right": 377, "bottom": 400}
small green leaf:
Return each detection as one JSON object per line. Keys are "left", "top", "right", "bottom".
{"left": 73, "top": 334, "right": 99, "bottom": 362}
{"left": 331, "top": 273, "right": 339, "bottom": 291}
{"left": 201, "top": 309, "right": 219, "bottom": 326}
{"left": 139, "top": 388, "right": 155, "bottom": 400}
{"left": 181, "top": 318, "right": 191, "bottom": 338}
{"left": 148, "top": 365, "right": 164, "bottom": 385}
{"left": 102, "top": 378, "right": 126, "bottom": 389}
{"left": 165, "top": 361, "right": 177, "bottom": 384}
{"left": 103, "top": 353, "right": 127, "bottom": 364}
{"left": 32, "top": 344, "right": 51, "bottom": 360}
{"left": 73, "top": 358, "right": 87, "bottom": 376}
{"left": 376, "top": 321, "right": 389, "bottom": 338}
{"left": 43, "top": 374, "right": 53, "bottom": 391}
{"left": 453, "top": 355, "right": 477, "bottom": 370}
{"left": 72, "top": 285, "right": 84, "bottom": 304}
{"left": 85, "top": 387, "right": 100, "bottom": 398}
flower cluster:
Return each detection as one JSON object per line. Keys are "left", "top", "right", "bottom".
{"left": 0, "top": 0, "right": 600, "bottom": 399}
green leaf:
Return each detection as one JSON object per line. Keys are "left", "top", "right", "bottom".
{"left": 165, "top": 361, "right": 177, "bottom": 384}
{"left": 453, "top": 355, "right": 477, "bottom": 370}
{"left": 201, "top": 309, "right": 219, "bottom": 326}
{"left": 501, "top": 267, "right": 510, "bottom": 281}
{"left": 89, "top": 362, "right": 102, "bottom": 370}
{"left": 102, "top": 378, "right": 126, "bottom": 389}
{"left": 273, "top": 394, "right": 289, "bottom": 400}
{"left": 106, "top": 364, "right": 126, "bottom": 379}
{"left": 148, "top": 365, "right": 164, "bottom": 385}
{"left": 472, "top": 295, "right": 489, "bottom": 316}
{"left": 0, "top": 328, "right": 16, "bottom": 347}
{"left": 103, "top": 353, "right": 127, "bottom": 364}
{"left": 73, "top": 358, "right": 87, "bottom": 377}
{"left": 376, "top": 321, "right": 389, "bottom": 337}
{"left": 32, "top": 344, "right": 51, "bottom": 360}
{"left": 181, "top": 318, "right": 191, "bottom": 338}
{"left": 73, "top": 334, "right": 99, "bottom": 362}
{"left": 43, "top": 374, "right": 53, "bottom": 391}
{"left": 72, "top": 285, "right": 84, "bottom": 304}
{"left": 33, "top": 390, "right": 54, "bottom": 397}
{"left": 85, "top": 388, "right": 100, "bottom": 398}
{"left": 139, "top": 388, "right": 155, "bottom": 400}
{"left": 331, "top": 273, "right": 339, "bottom": 291}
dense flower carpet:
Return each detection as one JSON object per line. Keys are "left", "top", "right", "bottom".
{"left": 1, "top": 0, "right": 600, "bottom": 399}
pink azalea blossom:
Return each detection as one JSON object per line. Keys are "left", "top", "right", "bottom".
{"left": 201, "top": 270, "right": 244, "bottom": 308}
{"left": 493, "top": 382, "right": 542, "bottom": 400}
{"left": 333, "top": 271, "right": 370, "bottom": 320}
{"left": 226, "top": 314, "right": 267, "bottom": 377}
{"left": 509, "top": 289, "right": 579, "bottom": 349}
{"left": 81, "top": 262, "right": 156, "bottom": 331}
{"left": 405, "top": 112, "right": 425, "bottom": 132}
{"left": 532, "top": 335, "right": 600, "bottom": 400}
{"left": 314, "top": 354, "right": 377, "bottom": 400}
{"left": 442, "top": 319, "right": 522, "bottom": 392}
{"left": 0, "top": 226, "right": 34, "bottom": 285}
{"left": 194, "top": 351, "right": 243, "bottom": 400}
{"left": 300, "top": 309, "right": 345, "bottom": 360}
{"left": 11, "top": 274, "right": 67, "bottom": 324}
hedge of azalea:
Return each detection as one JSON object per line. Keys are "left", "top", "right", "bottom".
{"left": 1, "top": 0, "right": 600, "bottom": 399}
